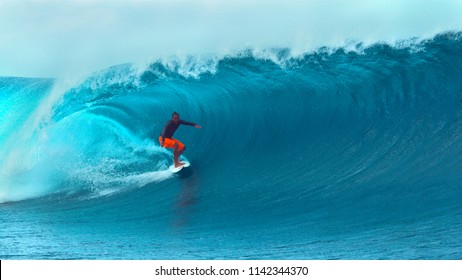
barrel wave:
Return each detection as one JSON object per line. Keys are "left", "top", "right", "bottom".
{"left": 1, "top": 32, "right": 461, "bottom": 259}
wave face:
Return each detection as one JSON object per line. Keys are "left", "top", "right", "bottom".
{"left": 1, "top": 32, "right": 461, "bottom": 259}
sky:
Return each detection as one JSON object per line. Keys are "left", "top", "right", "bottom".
{"left": 1, "top": 0, "right": 461, "bottom": 78}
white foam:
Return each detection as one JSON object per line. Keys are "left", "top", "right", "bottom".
{"left": 85, "top": 170, "right": 173, "bottom": 199}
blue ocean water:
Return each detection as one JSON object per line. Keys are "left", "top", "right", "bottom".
{"left": 1, "top": 32, "right": 461, "bottom": 259}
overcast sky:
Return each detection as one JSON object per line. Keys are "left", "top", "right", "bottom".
{"left": 1, "top": 0, "right": 461, "bottom": 77}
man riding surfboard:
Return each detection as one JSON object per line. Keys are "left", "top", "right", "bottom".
{"left": 159, "top": 112, "right": 201, "bottom": 167}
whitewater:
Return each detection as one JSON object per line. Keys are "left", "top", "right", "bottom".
{"left": 1, "top": 32, "right": 461, "bottom": 259}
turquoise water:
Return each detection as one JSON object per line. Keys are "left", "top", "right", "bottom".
{"left": 1, "top": 32, "right": 461, "bottom": 259}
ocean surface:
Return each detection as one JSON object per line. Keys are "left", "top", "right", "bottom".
{"left": 1, "top": 32, "right": 461, "bottom": 259}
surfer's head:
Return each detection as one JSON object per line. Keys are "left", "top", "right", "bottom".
{"left": 172, "top": 112, "right": 180, "bottom": 124}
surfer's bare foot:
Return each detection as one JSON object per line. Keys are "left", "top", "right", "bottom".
{"left": 174, "top": 162, "right": 185, "bottom": 168}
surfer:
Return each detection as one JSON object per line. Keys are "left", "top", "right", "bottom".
{"left": 159, "top": 112, "right": 201, "bottom": 167}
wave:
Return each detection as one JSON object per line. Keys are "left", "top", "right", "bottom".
{"left": 1, "top": 31, "right": 462, "bottom": 259}
{"left": 1, "top": 31, "right": 461, "bottom": 207}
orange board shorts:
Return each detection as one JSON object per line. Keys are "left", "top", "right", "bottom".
{"left": 159, "top": 136, "right": 185, "bottom": 151}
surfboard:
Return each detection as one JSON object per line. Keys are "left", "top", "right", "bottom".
{"left": 168, "top": 161, "right": 190, "bottom": 173}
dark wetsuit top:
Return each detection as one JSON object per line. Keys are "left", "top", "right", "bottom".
{"left": 160, "top": 119, "right": 196, "bottom": 142}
